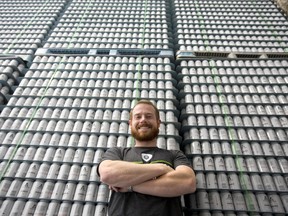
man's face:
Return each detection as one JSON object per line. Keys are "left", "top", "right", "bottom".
{"left": 129, "top": 103, "right": 160, "bottom": 141}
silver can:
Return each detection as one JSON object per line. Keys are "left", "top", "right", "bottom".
{"left": 269, "top": 193, "right": 285, "bottom": 213}
{"left": 196, "top": 191, "right": 210, "bottom": 209}
{"left": 206, "top": 173, "right": 218, "bottom": 189}
{"left": 256, "top": 193, "right": 272, "bottom": 212}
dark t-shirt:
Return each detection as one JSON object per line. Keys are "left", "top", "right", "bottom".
{"left": 98, "top": 147, "right": 192, "bottom": 216}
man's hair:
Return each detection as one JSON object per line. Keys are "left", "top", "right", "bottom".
{"left": 129, "top": 100, "right": 160, "bottom": 120}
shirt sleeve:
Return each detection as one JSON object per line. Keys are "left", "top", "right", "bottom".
{"left": 97, "top": 147, "right": 123, "bottom": 177}
{"left": 172, "top": 150, "right": 192, "bottom": 169}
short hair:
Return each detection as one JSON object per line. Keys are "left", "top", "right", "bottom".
{"left": 129, "top": 100, "right": 160, "bottom": 120}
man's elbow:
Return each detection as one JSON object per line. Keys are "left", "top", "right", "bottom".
{"left": 188, "top": 177, "right": 197, "bottom": 193}
{"left": 98, "top": 161, "right": 115, "bottom": 185}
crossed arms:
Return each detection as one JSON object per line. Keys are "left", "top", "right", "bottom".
{"left": 98, "top": 160, "right": 196, "bottom": 197}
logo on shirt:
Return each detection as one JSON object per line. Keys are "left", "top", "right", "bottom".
{"left": 141, "top": 153, "right": 153, "bottom": 163}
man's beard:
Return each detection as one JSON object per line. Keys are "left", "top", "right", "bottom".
{"left": 131, "top": 124, "right": 159, "bottom": 141}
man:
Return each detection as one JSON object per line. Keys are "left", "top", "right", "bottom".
{"left": 98, "top": 100, "right": 196, "bottom": 216}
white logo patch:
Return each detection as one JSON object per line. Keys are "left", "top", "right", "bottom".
{"left": 141, "top": 153, "right": 153, "bottom": 162}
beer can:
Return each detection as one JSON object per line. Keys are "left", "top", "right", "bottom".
{"left": 97, "top": 135, "right": 108, "bottom": 148}
{"left": 246, "top": 157, "right": 259, "bottom": 172}
{"left": 22, "top": 200, "right": 37, "bottom": 215}
{"left": 26, "top": 162, "right": 40, "bottom": 178}
{"left": 96, "top": 184, "right": 109, "bottom": 202}
{"left": 272, "top": 142, "right": 284, "bottom": 156}
{"left": 196, "top": 172, "right": 206, "bottom": 189}
{"left": 9, "top": 199, "right": 26, "bottom": 215}
{"left": 211, "top": 141, "right": 222, "bottom": 154}
{"left": 206, "top": 173, "right": 218, "bottom": 189}
{"left": 208, "top": 191, "right": 222, "bottom": 210}
{"left": 221, "top": 142, "right": 232, "bottom": 154}
{"left": 274, "top": 175, "right": 288, "bottom": 191}
{"left": 28, "top": 180, "right": 44, "bottom": 199}
{"left": 36, "top": 163, "right": 50, "bottom": 179}
{"left": 239, "top": 173, "right": 253, "bottom": 190}
{"left": 58, "top": 202, "right": 72, "bottom": 216}
{"left": 256, "top": 157, "right": 270, "bottom": 172}
{"left": 0, "top": 199, "right": 14, "bottom": 215}
{"left": 74, "top": 183, "right": 87, "bottom": 201}
{"left": 262, "top": 174, "right": 276, "bottom": 191}
{"left": 269, "top": 193, "right": 285, "bottom": 213}
{"left": 262, "top": 142, "right": 274, "bottom": 156}
{"left": 250, "top": 174, "right": 265, "bottom": 190}
{"left": 94, "top": 204, "right": 107, "bottom": 216}
{"left": 193, "top": 156, "right": 204, "bottom": 171}
{"left": 217, "top": 173, "right": 229, "bottom": 189}
{"left": 79, "top": 165, "right": 91, "bottom": 181}
{"left": 47, "top": 163, "right": 60, "bottom": 179}
{"left": 256, "top": 193, "right": 272, "bottom": 212}
{"left": 34, "top": 201, "right": 49, "bottom": 215}
{"left": 245, "top": 192, "right": 260, "bottom": 212}
{"left": 70, "top": 202, "right": 83, "bottom": 216}
{"left": 215, "top": 156, "right": 226, "bottom": 171}
{"left": 46, "top": 200, "right": 60, "bottom": 216}
{"left": 73, "top": 149, "right": 85, "bottom": 163}
{"left": 40, "top": 181, "right": 54, "bottom": 199}
{"left": 85, "top": 183, "right": 99, "bottom": 202}
{"left": 6, "top": 179, "right": 22, "bottom": 197}
{"left": 220, "top": 191, "right": 234, "bottom": 210}
{"left": 57, "top": 164, "right": 70, "bottom": 180}
{"left": 225, "top": 157, "right": 236, "bottom": 171}
{"left": 196, "top": 191, "right": 210, "bottom": 209}
{"left": 190, "top": 141, "right": 201, "bottom": 154}
{"left": 86, "top": 134, "right": 98, "bottom": 148}
{"left": 83, "top": 149, "right": 94, "bottom": 163}
{"left": 267, "top": 158, "right": 281, "bottom": 172}
{"left": 18, "top": 180, "right": 33, "bottom": 197}
{"left": 232, "top": 192, "right": 247, "bottom": 211}
{"left": 90, "top": 165, "right": 100, "bottom": 182}
{"left": 68, "top": 164, "right": 80, "bottom": 180}
{"left": 204, "top": 156, "right": 215, "bottom": 171}
{"left": 15, "top": 162, "right": 30, "bottom": 178}
{"left": 51, "top": 182, "right": 65, "bottom": 200}
{"left": 62, "top": 183, "right": 76, "bottom": 200}
{"left": 228, "top": 173, "right": 241, "bottom": 190}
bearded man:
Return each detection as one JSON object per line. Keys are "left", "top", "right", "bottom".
{"left": 97, "top": 100, "right": 196, "bottom": 216}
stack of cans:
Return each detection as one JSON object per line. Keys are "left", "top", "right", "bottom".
{"left": 177, "top": 58, "right": 288, "bottom": 215}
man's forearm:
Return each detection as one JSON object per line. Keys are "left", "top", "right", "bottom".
{"left": 99, "top": 160, "right": 173, "bottom": 187}
{"left": 132, "top": 166, "right": 196, "bottom": 197}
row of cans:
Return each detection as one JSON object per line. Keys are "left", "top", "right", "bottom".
{"left": 195, "top": 171, "right": 288, "bottom": 192}
{"left": 0, "top": 106, "right": 178, "bottom": 122}
{"left": 178, "top": 59, "right": 288, "bottom": 68}
{"left": 7, "top": 94, "right": 177, "bottom": 107}
{"left": 0, "top": 132, "right": 180, "bottom": 150}
{"left": 0, "top": 199, "right": 108, "bottom": 216}
{"left": 0, "top": 118, "right": 180, "bottom": 136}
{"left": 17, "top": 79, "right": 175, "bottom": 90}
{"left": 0, "top": 177, "right": 109, "bottom": 203}
{"left": 182, "top": 92, "right": 288, "bottom": 105}
{"left": 186, "top": 190, "right": 288, "bottom": 214}
{"left": 182, "top": 114, "right": 288, "bottom": 128}
{"left": 191, "top": 155, "right": 288, "bottom": 174}
{"left": 33, "top": 55, "right": 172, "bottom": 64}
{"left": 185, "top": 141, "right": 288, "bottom": 157}
{"left": 28, "top": 61, "right": 174, "bottom": 71}
{"left": 181, "top": 103, "right": 288, "bottom": 116}
{"left": 180, "top": 83, "right": 288, "bottom": 95}
{"left": 180, "top": 74, "right": 288, "bottom": 86}
{"left": 183, "top": 127, "right": 288, "bottom": 142}
{"left": 24, "top": 69, "right": 174, "bottom": 80}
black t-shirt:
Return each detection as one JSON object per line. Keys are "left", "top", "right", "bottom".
{"left": 98, "top": 147, "right": 192, "bottom": 216}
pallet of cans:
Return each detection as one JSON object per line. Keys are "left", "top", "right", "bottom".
{"left": 43, "top": 0, "right": 174, "bottom": 49}
{"left": 172, "top": 0, "right": 288, "bottom": 53}
{"left": 177, "top": 58, "right": 288, "bottom": 215}
{"left": 0, "top": 51, "right": 183, "bottom": 215}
